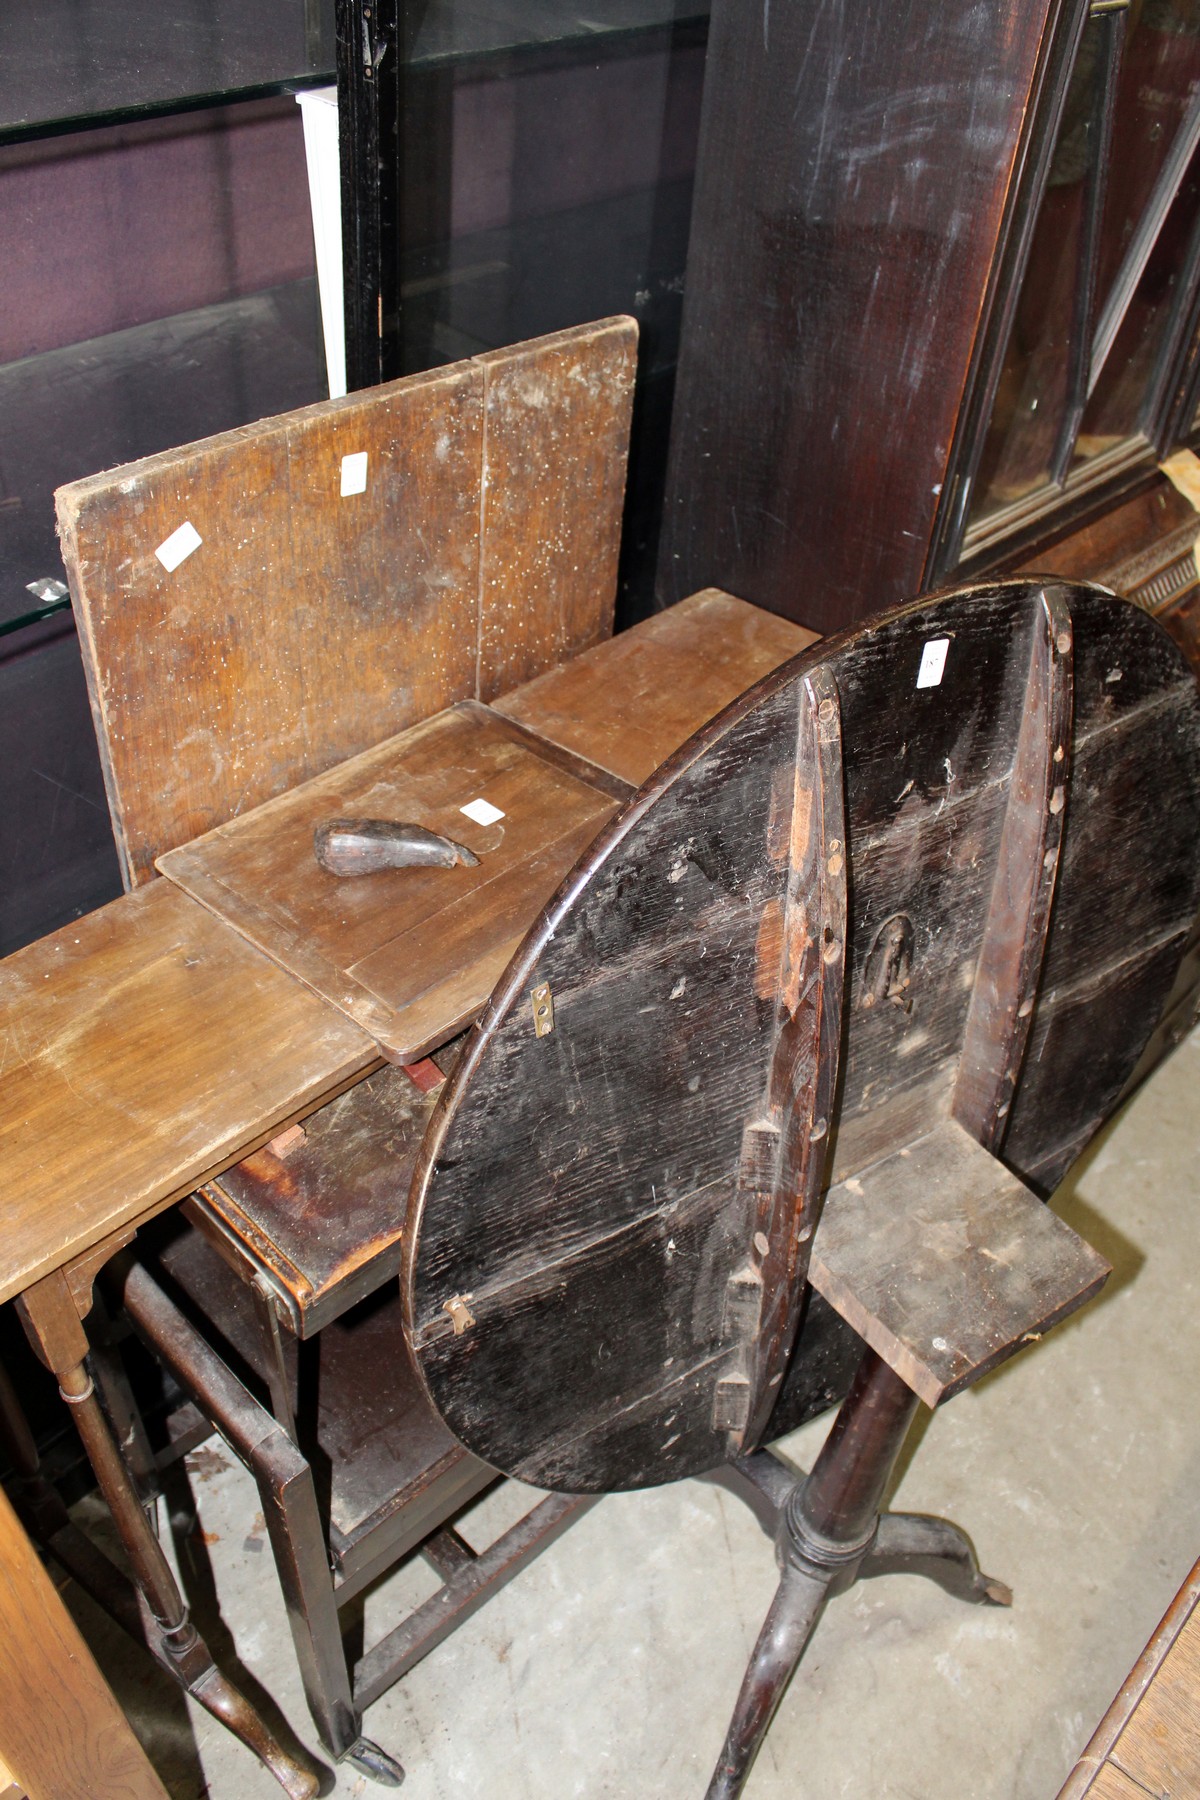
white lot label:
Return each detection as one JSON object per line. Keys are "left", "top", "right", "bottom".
{"left": 916, "top": 637, "right": 950, "bottom": 689}
{"left": 460, "top": 797, "right": 505, "bottom": 826}
{"left": 340, "top": 451, "right": 369, "bottom": 496}
{"left": 155, "top": 521, "right": 202, "bottom": 571}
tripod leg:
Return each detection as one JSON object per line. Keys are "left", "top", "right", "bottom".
{"left": 704, "top": 1449, "right": 799, "bottom": 1538}
{"left": 704, "top": 1559, "right": 832, "bottom": 1800}
{"left": 710, "top": 1347, "right": 921, "bottom": 1796}
{"left": 862, "top": 1512, "right": 1012, "bottom": 1607}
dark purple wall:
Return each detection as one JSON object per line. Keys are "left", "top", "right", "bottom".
{"left": 0, "top": 96, "right": 315, "bottom": 362}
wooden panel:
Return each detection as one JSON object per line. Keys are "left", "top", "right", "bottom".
{"left": 776, "top": 581, "right": 1200, "bottom": 1435}
{"left": 0, "top": 881, "right": 376, "bottom": 1307}
{"left": 0, "top": 1481, "right": 169, "bottom": 1800}
{"left": 1058, "top": 1557, "right": 1200, "bottom": 1799}
{"left": 58, "top": 364, "right": 484, "bottom": 889}
{"left": 476, "top": 318, "right": 637, "bottom": 702}
{"left": 1018, "top": 476, "right": 1199, "bottom": 584}
{"left": 159, "top": 702, "right": 620, "bottom": 1063}
{"left": 824, "top": 584, "right": 1049, "bottom": 1186}
{"left": 1014, "top": 475, "right": 1200, "bottom": 1087}
{"left": 810, "top": 1120, "right": 1109, "bottom": 1409}
{"left": 406, "top": 581, "right": 1200, "bottom": 1479}
{"left": 1004, "top": 602, "right": 1200, "bottom": 1190}
{"left": 57, "top": 319, "right": 635, "bottom": 890}
{"left": 495, "top": 588, "right": 818, "bottom": 787}
{"left": 658, "top": 0, "right": 1064, "bottom": 631}
{"left": 197, "top": 1056, "right": 450, "bottom": 1337}
{"left": 1078, "top": 1768, "right": 1161, "bottom": 1800}
{"left": 1111, "top": 1585, "right": 1200, "bottom": 1797}
{"left": 405, "top": 674, "right": 827, "bottom": 1491}
{"left": 1006, "top": 933, "right": 1191, "bottom": 1195}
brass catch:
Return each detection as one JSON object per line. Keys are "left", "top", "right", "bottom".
{"left": 443, "top": 1294, "right": 476, "bottom": 1335}
{"left": 531, "top": 981, "right": 555, "bottom": 1037}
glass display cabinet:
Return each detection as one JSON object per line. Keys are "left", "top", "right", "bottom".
{"left": 661, "top": 0, "right": 1200, "bottom": 636}
{"left": 0, "top": 1, "right": 337, "bottom": 954}
{"left": 950, "top": 0, "right": 1200, "bottom": 572}
{"left": 334, "top": 0, "right": 708, "bottom": 618}
{"left": 2, "top": 0, "right": 708, "bottom": 954}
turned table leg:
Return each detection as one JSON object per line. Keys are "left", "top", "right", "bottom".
{"left": 707, "top": 1346, "right": 1010, "bottom": 1799}
{"left": 17, "top": 1266, "right": 319, "bottom": 1800}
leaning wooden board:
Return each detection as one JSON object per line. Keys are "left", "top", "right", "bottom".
{"left": 403, "top": 582, "right": 1200, "bottom": 1488}
{"left": 0, "top": 1481, "right": 168, "bottom": 1800}
{"left": 57, "top": 319, "right": 637, "bottom": 889}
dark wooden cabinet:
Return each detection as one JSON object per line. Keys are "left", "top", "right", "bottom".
{"left": 659, "top": 0, "right": 1200, "bottom": 637}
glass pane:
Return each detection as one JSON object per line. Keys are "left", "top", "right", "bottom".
{"left": 1077, "top": 0, "right": 1200, "bottom": 460}
{"left": 970, "top": 19, "right": 1108, "bottom": 517}
{"left": 0, "top": 99, "right": 326, "bottom": 631}
{"left": 392, "top": 10, "right": 709, "bottom": 616}
{"left": 0, "top": 0, "right": 335, "bottom": 141}
{"left": 0, "top": 93, "right": 326, "bottom": 948}
{"left": 968, "top": 0, "right": 1200, "bottom": 534}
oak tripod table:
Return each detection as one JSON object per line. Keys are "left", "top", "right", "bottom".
{"left": 404, "top": 579, "right": 1200, "bottom": 1796}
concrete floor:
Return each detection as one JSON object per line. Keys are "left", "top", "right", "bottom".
{"left": 58, "top": 1025, "right": 1200, "bottom": 1800}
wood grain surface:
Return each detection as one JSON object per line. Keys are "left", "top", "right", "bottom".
{"left": 495, "top": 588, "right": 818, "bottom": 787}
{"left": 0, "top": 1481, "right": 169, "bottom": 1800}
{"left": 1076, "top": 1770, "right": 1154, "bottom": 1800}
{"left": 405, "top": 581, "right": 1200, "bottom": 1484}
{"left": 59, "top": 362, "right": 481, "bottom": 890}
{"left": 1016, "top": 475, "right": 1200, "bottom": 586}
{"left": 0, "top": 881, "right": 377, "bottom": 1307}
{"left": 159, "top": 702, "right": 620, "bottom": 1063}
{"left": 58, "top": 321, "right": 635, "bottom": 889}
{"left": 658, "top": 0, "right": 1064, "bottom": 630}
{"left": 1058, "top": 1556, "right": 1200, "bottom": 1799}
{"left": 810, "top": 1119, "right": 1109, "bottom": 1409}
{"left": 1113, "top": 1600, "right": 1200, "bottom": 1797}
{"left": 406, "top": 670, "right": 838, "bottom": 1491}
{"left": 1002, "top": 594, "right": 1200, "bottom": 1190}
{"left": 476, "top": 320, "right": 637, "bottom": 702}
